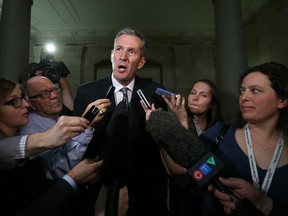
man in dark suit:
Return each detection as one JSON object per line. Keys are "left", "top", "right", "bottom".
{"left": 74, "top": 27, "right": 169, "bottom": 216}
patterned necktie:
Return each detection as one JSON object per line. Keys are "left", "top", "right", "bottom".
{"left": 120, "top": 87, "right": 129, "bottom": 109}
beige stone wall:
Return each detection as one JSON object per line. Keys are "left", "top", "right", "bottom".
{"left": 244, "top": 1, "right": 288, "bottom": 67}
{"left": 30, "top": 37, "right": 216, "bottom": 99}
{"left": 28, "top": 1, "right": 288, "bottom": 100}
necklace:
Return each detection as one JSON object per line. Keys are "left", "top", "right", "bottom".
{"left": 251, "top": 137, "right": 277, "bottom": 151}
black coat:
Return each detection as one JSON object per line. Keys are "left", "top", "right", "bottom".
{"left": 0, "top": 159, "right": 78, "bottom": 216}
{"left": 74, "top": 75, "right": 169, "bottom": 216}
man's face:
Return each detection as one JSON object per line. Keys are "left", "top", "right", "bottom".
{"left": 27, "top": 77, "right": 62, "bottom": 119}
{"left": 111, "top": 34, "right": 146, "bottom": 86}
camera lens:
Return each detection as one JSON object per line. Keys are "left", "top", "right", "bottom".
{"left": 45, "top": 68, "right": 60, "bottom": 83}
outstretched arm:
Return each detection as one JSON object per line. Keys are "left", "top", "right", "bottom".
{"left": 58, "top": 77, "right": 74, "bottom": 111}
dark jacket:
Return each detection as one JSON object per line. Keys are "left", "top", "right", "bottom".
{"left": 74, "top": 75, "right": 169, "bottom": 216}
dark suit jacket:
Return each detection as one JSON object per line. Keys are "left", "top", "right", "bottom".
{"left": 0, "top": 137, "right": 78, "bottom": 216}
{"left": 0, "top": 160, "right": 80, "bottom": 216}
{"left": 74, "top": 75, "right": 169, "bottom": 216}
{"left": 17, "top": 179, "right": 77, "bottom": 216}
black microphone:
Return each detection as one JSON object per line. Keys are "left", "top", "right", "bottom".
{"left": 100, "top": 102, "right": 130, "bottom": 216}
{"left": 146, "top": 109, "right": 265, "bottom": 216}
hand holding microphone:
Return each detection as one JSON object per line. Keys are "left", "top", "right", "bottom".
{"left": 208, "top": 177, "right": 273, "bottom": 216}
{"left": 145, "top": 109, "right": 265, "bottom": 216}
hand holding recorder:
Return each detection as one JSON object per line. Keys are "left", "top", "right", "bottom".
{"left": 156, "top": 88, "right": 188, "bottom": 129}
{"left": 137, "top": 89, "right": 151, "bottom": 109}
{"left": 82, "top": 86, "right": 114, "bottom": 125}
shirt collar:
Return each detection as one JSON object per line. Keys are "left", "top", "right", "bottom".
{"left": 111, "top": 74, "right": 135, "bottom": 93}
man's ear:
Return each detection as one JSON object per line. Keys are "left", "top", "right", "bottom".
{"left": 137, "top": 57, "right": 146, "bottom": 69}
{"left": 278, "top": 98, "right": 288, "bottom": 109}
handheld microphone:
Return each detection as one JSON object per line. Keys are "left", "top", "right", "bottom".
{"left": 101, "top": 112, "right": 130, "bottom": 188}
{"left": 146, "top": 109, "right": 265, "bottom": 216}
{"left": 100, "top": 101, "right": 130, "bottom": 216}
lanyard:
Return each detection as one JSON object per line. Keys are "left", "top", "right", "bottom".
{"left": 244, "top": 124, "right": 284, "bottom": 194}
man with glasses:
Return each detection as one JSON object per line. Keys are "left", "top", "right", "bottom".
{"left": 20, "top": 76, "right": 111, "bottom": 180}
{"left": 28, "top": 85, "right": 60, "bottom": 99}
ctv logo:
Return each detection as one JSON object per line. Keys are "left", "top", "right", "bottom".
{"left": 192, "top": 155, "right": 216, "bottom": 181}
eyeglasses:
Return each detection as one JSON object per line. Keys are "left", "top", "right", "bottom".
{"left": 4, "top": 94, "right": 28, "bottom": 108}
{"left": 29, "top": 86, "right": 61, "bottom": 99}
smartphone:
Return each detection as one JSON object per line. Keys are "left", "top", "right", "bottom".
{"left": 105, "top": 85, "right": 115, "bottom": 99}
{"left": 137, "top": 89, "right": 151, "bottom": 109}
{"left": 82, "top": 105, "right": 99, "bottom": 123}
{"left": 155, "top": 88, "right": 176, "bottom": 99}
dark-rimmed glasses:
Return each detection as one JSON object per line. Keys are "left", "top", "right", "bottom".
{"left": 29, "top": 86, "right": 61, "bottom": 99}
{"left": 4, "top": 94, "right": 28, "bottom": 108}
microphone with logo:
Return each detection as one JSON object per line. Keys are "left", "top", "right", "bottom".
{"left": 145, "top": 109, "right": 265, "bottom": 216}
{"left": 100, "top": 102, "right": 130, "bottom": 216}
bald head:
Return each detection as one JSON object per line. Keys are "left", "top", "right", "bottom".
{"left": 25, "top": 76, "right": 63, "bottom": 119}
{"left": 25, "top": 76, "right": 52, "bottom": 97}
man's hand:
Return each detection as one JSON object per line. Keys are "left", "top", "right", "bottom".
{"left": 82, "top": 99, "right": 111, "bottom": 126}
{"left": 67, "top": 157, "right": 103, "bottom": 184}
{"left": 47, "top": 116, "right": 90, "bottom": 147}
{"left": 26, "top": 116, "right": 91, "bottom": 155}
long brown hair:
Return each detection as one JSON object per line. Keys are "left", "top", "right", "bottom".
{"left": 187, "top": 79, "right": 223, "bottom": 132}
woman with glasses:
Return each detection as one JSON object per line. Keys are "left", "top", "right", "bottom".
{"left": 0, "top": 80, "right": 29, "bottom": 137}
{"left": 0, "top": 78, "right": 97, "bottom": 168}
{"left": 0, "top": 78, "right": 128, "bottom": 216}
{"left": 0, "top": 78, "right": 107, "bottom": 215}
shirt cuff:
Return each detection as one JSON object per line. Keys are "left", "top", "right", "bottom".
{"left": 16, "top": 135, "right": 28, "bottom": 159}
{"left": 62, "top": 174, "right": 79, "bottom": 193}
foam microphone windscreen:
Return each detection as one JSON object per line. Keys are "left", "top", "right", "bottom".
{"left": 101, "top": 111, "right": 130, "bottom": 188}
{"left": 146, "top": 109, "right": 266, "bottom": 216}
{"left": 146, "top": 109, "right": 205, "bottom": 168}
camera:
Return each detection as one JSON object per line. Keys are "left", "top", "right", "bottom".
{"left": 36, "top": 58, "right": 70, "bottom": 83}
{"left": 19, "top": 58, "right": 71, "bottom": 84}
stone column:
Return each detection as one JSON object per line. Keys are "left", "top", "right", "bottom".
{"left": 213, "top": 0, "right": 248, "bottom": 123}
{"left": 0, "top": 0, "right": 33, "bottom": 81}
{"left": 278, "top": 1, "right": 288, "bottom": 66}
